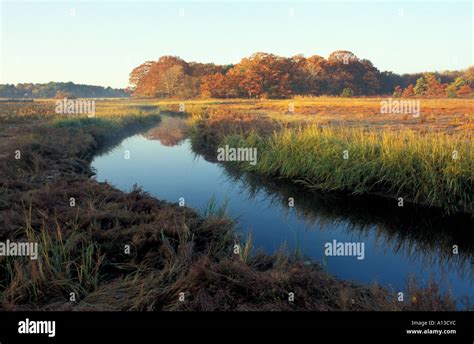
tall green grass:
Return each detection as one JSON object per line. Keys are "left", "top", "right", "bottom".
{"left": 0, "top": 209, "right": 104, "bottom": 304}
{"left": 223, "top": 126, "right": 473, "bottom": 214}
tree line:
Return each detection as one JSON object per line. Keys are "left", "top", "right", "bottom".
{"left": 0, "top": 82, "right": 128, "bottom": 99}
{"left": 392, "top": 70, "right": 473, "bottom": 98}
{"left": 129, "top": 51, "right": 474, "bottom": 99}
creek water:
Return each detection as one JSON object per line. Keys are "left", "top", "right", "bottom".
{"left": 91, "top": 116, "right": 474, "bottom": 305}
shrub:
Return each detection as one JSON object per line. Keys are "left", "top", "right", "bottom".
{"left": 340, "top": 87, "right": 354, "bottom": 97}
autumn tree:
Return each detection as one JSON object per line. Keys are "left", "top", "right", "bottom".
{"left": 402, "top": 84, "right": 415, "bottom": 97}
{"left": 130, "top": 56, "right": 193, "bottom": 98}
{"left": 328, "top": 50, "right": 358, "bottom": 64}
{"left": 189, "top": 62, "right": 229, "bottom": 77}
{"left": 225, "top": 53, "right": 299, "bottom": 98}
{"left": 361, "top": 59, "right": 382, "bottom": 95}
{"left": 446, "top": 77, "right": 467, "bottom": 97}
{"left": 303, "top": 55, "right": 328, "bottom": 95}
{"left": 456, "top": 84, "right": 473, "bottom": 98}
{"left": 325, "top": 51, "right": 381, "bottom": 95}
{"left": 425, "top": 73, "right": 446, "bottom": 97}
{"left": 129, "top": 61, "right": 156, "bottom": 90}
{"left": 128, "top": 53, "right": 470, "bottom": 99}
{"left": 450, "top": 67, "right": 474, "bottom": 98}
{"left": 200, "top": 73, "right": 229, "bottom": 98}
{"left": 463, "top": 66, "right": 474, "bottom": 85}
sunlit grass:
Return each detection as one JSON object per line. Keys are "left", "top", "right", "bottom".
{"left": 223, "top": 125, "right": 473, "bottom": 213}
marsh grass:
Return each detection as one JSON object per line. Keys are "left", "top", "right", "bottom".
{"left": 237, "top": 234, "right": 253, "bottom": 263}
{"left": 0, "top": 207, "right": 104, "bottom": 305}
{"left": 223, "top": 125, "right": 473, "bottom": 214}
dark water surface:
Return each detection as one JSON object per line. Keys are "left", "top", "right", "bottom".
{"left": 91, "top": 117, "right": 474, "bottom": 305}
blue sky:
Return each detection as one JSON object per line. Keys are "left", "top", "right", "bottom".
{"left": 1, "top": 1, "right": 472, "bottom": 88}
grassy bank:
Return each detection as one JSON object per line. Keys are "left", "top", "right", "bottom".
{"left": 189, "top": 103, "right": 473, "bottom": 214}
{"left": 222, "top": 126, "right": 473, "bottom": 214}
{"left": 0, "top": 100, "right": 459, "bottom": 310}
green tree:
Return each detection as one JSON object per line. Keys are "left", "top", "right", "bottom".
{"left": 414, "top": 75, "right": 428, "bottom": 96}
{"left": 393, "top": 85, "right": 402, "bottom": 97}
{"left": 340, "top": 87, "right": 353, "bottom": 97}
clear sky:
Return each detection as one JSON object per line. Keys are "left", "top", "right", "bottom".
{"left": 1, "top": 0, "right": 472, "bottom": 88}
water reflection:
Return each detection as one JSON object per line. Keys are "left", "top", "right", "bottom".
{"left": 92, "top": 116, "right": 474, "bottom": 302}
{"left": 143, "top": 116, "right": 189, "bottom": 147}
{"left": 218, "top": 165, "right": 474, "bottom": 283}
